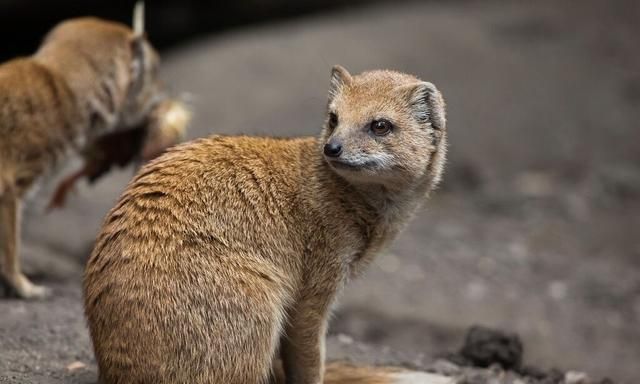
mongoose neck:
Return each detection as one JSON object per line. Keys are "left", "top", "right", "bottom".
{"left": 307, "top": 143, "right": 426, "bottom": 228}
{"left": 34, "top": 43, "right": 131, "bottom": 139}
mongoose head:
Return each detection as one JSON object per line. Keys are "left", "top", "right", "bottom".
{"left": 38, "top": 7, "right": 164, "bottom": 131}
{"left": 321, "top": 65, "right": 447, "bottom": 190}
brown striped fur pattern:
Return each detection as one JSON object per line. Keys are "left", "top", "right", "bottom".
{"left": 84, "top": 66, "right": 447, "bottom": 384}
{"left": 0, "top": 17, "right": 174, "bottom": 299}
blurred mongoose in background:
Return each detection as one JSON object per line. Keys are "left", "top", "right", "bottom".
{"left": 84, "top": 65, "right": 447, "bottom": 384}
{"left": 0, "top": 5, "right": 190, "bottom": 299}
{"left": 47, "top": 98, "right": 191, "bottom": 210}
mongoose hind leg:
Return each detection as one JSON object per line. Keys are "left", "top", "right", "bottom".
{"left": 0, "top": 191, "right": 49, "bottom": 299}
{"left": 176, "top": 267, "right": 290, "bottom": 384}
{"left": 88, "top": 256, "right": 289, "bottom": 384}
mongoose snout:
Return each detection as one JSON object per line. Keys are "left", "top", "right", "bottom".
{"left": 323, "top": 140, "right": 343, "bottom": 157}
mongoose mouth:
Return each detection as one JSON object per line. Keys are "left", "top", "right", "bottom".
{"left": 326, "top": 158, "right": 377, "bottom": 171}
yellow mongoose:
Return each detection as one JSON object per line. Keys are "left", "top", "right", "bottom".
{"left": 84, "top": 65, "right": 447, "bottom": 384}
{"left": 0, "top": 5, "right": 189, "bottom": 299}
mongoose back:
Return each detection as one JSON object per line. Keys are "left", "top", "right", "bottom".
{"left": 0, "top": 7, "right": 189, "bottom": 298}
{"left": 84, "top": 65, "right": 447, "bottom": 384}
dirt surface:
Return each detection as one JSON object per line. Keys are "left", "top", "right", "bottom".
{"left": 1, "top": 1, "right": 639, "bottom": 383}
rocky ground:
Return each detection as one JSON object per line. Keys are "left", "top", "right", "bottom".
{"left": 1, "top": 0, "right": 639, "bottom": 383}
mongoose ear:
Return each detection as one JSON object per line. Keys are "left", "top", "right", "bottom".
{"left": 401, "top": 81, "right": 446, "bottom": 131}
{"left": 328, "top": 65, "right": 353, "bottom": 102}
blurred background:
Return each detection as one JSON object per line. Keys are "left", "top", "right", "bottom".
{"left": 1, "top": 0, "right": 639, "bottom": 383}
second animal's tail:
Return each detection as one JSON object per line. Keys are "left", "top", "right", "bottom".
{"left": 140, "top": 98, "right": 191, "bottom": 161}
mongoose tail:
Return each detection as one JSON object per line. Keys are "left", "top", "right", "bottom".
{"left": 272, "top": 361, "right": 454, "bottom": 384}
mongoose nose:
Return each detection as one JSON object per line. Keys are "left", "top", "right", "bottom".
{"left": 324, "top": 142, "right": 343, "bottom": 157}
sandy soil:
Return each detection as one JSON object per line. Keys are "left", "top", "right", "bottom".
{"left": 1, "top": 1, "right": 639, "bottom": 383}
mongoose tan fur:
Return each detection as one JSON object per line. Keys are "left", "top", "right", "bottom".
{"left": 84, "top": 65, "right": 447, "bottom": 384}
{"left": 0, "top": 11, "right": 190, "bottom": 299}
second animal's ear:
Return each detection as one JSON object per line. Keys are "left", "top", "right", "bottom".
{"left": 328, "top": 65, "right": 352, "bottom": 102}
{"left": 132, "top": 1, "right": 145, "bottom": 38}
{"left": 400, "top": 81, "right": 446, "bottom": 131}
{"left": 129, "top": 36, "right": 148, "bottom": 93}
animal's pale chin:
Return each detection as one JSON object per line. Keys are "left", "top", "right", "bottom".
{"left": 326, "top": 158, "right": 377, "bottom": 171}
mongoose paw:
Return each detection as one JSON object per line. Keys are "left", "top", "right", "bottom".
{"left": 1, "top": 273, "right": 51, "bottom": 299}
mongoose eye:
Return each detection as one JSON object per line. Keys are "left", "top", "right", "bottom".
{"left": 328, "top": 112, "right": 338, "bottom": 130}
{"left": 370, "top": 119, "right": 393, "bottom": 136}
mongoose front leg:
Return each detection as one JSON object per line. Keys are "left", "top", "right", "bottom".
{"left": 0, "top": 192, "right": 49, "bottom": 299}
{"left": 281, "top": 298, "right": 330, "bottom": 384}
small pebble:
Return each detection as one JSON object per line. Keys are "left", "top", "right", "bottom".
{"left": 431, "top": 358, "right": 461, "bottom": 376}
{"left": 565, "top": 371, "right": 589, "bottom": 384}
{"left": 336, "top": 333, "right": 354, "bottom": 345}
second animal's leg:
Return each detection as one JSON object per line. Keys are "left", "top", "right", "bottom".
{"left": 0, "top": 191, "right": 49, "bottom": 299}
{"left": 47, "top": 167, "right": 89, "bottom": 210}
{"left": 281, "top": 297, "right": 331, "bottom": 384}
